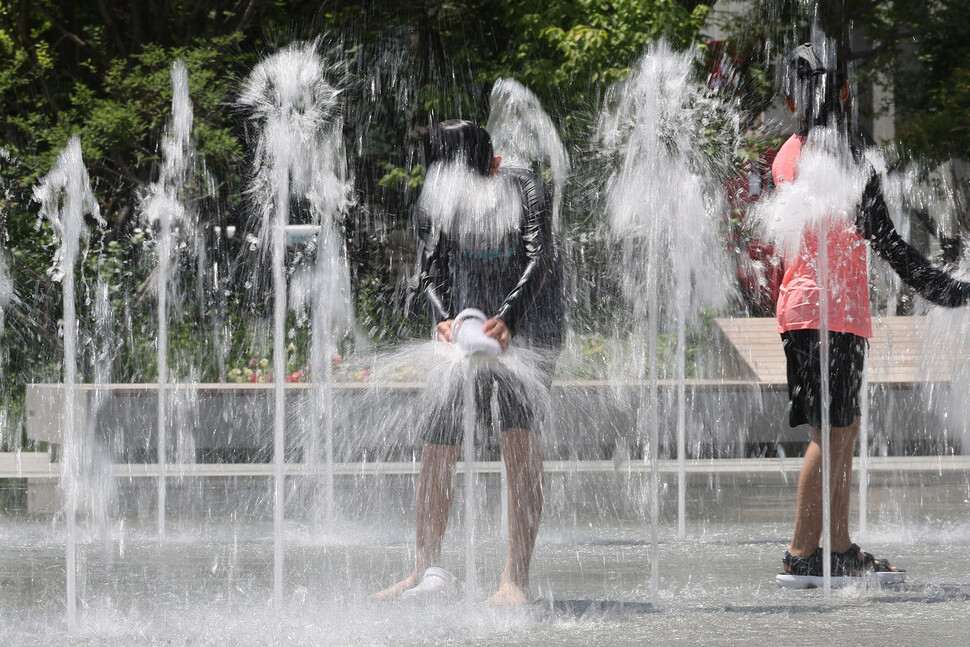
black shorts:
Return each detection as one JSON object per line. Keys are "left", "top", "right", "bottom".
{"left": 421, "top": 348, "right": 557, "bottom": 446}
{"left": 781, "top": 329, "right": 867, "bottom": 429}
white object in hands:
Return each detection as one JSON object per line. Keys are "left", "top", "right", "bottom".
{"left": 399, "top": 567, "right": 462, "bottom": 600}
{"left": 452, "top": 308, "right": 502, "bottom": 357}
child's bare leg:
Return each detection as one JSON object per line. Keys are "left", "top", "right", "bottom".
{"left": 488, "top": 428, "right": 543, "bottom": 607}
{"left": 372, "top": 443, "right": 460, "bottom": 599}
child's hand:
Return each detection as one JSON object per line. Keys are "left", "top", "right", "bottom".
{"left": 436, "top": 319, "right": 455, "bottom": 342}
{"left": 482, "top": 318, "right": 510, "bottom": 352}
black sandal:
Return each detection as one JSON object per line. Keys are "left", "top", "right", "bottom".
{"left": 832, "top": 544, "right": 900, "bottom": 576}
{"left": 782, "top": 548, "right": 823, "bottom": 576}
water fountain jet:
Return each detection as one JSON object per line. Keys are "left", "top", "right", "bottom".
{"left": 239, "top": 39, "right": 351, "bottom": 601}
{"left": 33, "top": 135, "right": 104, "bottom": 627}
{"left": 140, "top": 59, "right": 196, "bottom": 537}
{"left": 595, "top": 42, "right": 737, "bottom": 602}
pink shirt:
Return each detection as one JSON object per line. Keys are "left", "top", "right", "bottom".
{"left": 773, "top": 134, "right": 872, "bottom": 338}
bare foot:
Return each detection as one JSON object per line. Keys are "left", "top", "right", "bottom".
{"left": 486, "top": 579, "right": 530, "bottom": 607}
{"left": 370, "top": 571, "right": 419, "bottom": 601}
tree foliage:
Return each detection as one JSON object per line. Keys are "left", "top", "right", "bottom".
{"left": 710, "top": 0, "right": 970, "bottom": 161}
{"left": 885, "top": 1, "right": 970, "bottom": 161}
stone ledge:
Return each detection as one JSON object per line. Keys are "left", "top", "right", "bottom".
{"left": 4, "top": 453, "right": 968, "bottom": 479}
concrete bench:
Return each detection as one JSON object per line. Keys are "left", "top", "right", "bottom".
{"left": 712, "top": 315, "right": 949, "bottom": 385}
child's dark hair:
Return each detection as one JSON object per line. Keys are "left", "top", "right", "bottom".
{"left": 782, "top": 42, "right": 846, "bottom": 129}
{"left": 425, "top": 120, "right": 494, "bottom": 176}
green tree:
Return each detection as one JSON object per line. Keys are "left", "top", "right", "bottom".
{"left": 710, "top": 0, "right": 970, "bottom": 161}
{"left": 887, "top": 2, "right": 970, "bottom": 162}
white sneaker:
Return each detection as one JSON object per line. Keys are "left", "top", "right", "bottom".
{"left": 452, "top": 308, "right": 501, "bottom": 357}
{"left": 400, "top": 567, "right": 462, "bottom": 600}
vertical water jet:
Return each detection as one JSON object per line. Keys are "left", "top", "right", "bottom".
{"left": 239, "top": 40, "right": 349, "bottom": 601}
{"left": 33, "top": 135, "right": 104, "bottom": 628}
{"left": 141, "top": 59, "right": 195, "bottom": 537}
{"left": 596, "top": 42, "right": 736, "bottom": 602}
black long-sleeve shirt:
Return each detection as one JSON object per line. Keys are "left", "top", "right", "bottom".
{"left": 415, "top": 166, "right": 563, "bottom": 344}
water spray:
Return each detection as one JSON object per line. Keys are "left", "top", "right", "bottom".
{"left": 141, "top": 59, "right": 195, "bottom": 538}
{"left": 34, "top": 135, "right": 104, "bottom": 629}
{"left": 240, "top": 40, "right": 350, "bottom": 603}
{"left": 597, "top": 41, "right": 737, "bottom": 603}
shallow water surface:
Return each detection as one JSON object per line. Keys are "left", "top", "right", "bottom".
{"left": 1, "top": 471, "right": 968, "bottom": 645}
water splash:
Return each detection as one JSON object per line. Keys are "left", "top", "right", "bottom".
{"left": 749, "top": 127, "right": 867, "bottom": 259}
{"left": 240, "top": 39, "right": 351, "bottom": 600}
{"left": 596, "top": 41, "right": 738, "bottom": 598}
{"left": 140, "top": 59, "right": 197, "bottom": 536}
{"left": 596, "top": 42, "right": 736, "bottom": 314}
{"left": 239, "top": 40, "right": 343, "bottom": 256}
{"left": 416, "top": 163, "right": 523, "bottom": 246}
{"left": 34, "top": 139, "right": 103, "bottom": 283}
{"left": 33, "top": 135, "right": 103, "bottom": 628}
{"left": 486, "top": 78, "right": 570, "bottom": 234}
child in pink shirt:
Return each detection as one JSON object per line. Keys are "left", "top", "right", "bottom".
{"left": 775, "top": 42, "right": 970, "bottom": 582}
